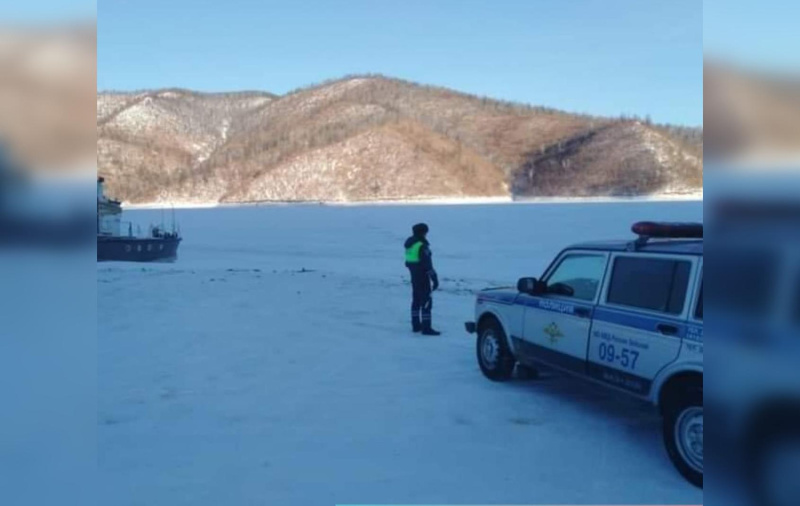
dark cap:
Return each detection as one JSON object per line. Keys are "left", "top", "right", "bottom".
{"left": 412, "top": 223, "right": 429, "bottom": 236}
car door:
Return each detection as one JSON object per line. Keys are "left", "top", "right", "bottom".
{"left": 588, "top": 253, "right": 699, "bottom": 396}
{"left": 518, "top": 250, "right": 609, "bottom": 374}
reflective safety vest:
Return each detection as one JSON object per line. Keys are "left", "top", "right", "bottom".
{"left": 405, "top": 241, "right": 424, "bottom": 263}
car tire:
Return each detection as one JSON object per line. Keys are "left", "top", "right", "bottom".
{"left": 476, "top": 319, "right": 515, "bottom": 381}
{"left": 663, "top": 391, "right": 703, "bottom": 488}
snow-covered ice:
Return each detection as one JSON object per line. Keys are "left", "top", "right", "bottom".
{"left": 98, "top": 201, "right": 703, "bottom": 505}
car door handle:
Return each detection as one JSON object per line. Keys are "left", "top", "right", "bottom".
{"left": 574, "top": 306, "right": 591, "bottom": 318}
{"left": 657, "top": 323, "right": 679, "bottom": 336}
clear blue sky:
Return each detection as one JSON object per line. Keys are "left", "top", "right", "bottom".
{"left": 98, "top": 0, "right": 701, "bottom": 126}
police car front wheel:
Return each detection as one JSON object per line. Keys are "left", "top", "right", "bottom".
{"left": 476, "top": 320, "right": 514, "bottom": 381}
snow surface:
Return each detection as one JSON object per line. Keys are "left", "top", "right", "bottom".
{"left": 123, "top": 192, "right": 703, "bottom": 210}
{"left": 98, "top": 201, "right": 703, "bottom": 505}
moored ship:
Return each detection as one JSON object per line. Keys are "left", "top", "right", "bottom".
{"left": 97, "top": 177, "right": 181, "bottom": 262}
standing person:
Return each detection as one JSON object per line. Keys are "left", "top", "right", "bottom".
{"left": 404, "top": 223, "right": 440, "bottom": 335}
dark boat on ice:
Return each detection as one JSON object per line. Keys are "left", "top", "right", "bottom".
{"left": 97, "top": 177, "right": 181, "bottom": 262}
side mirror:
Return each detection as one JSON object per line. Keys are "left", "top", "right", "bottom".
{"left": 517, "top": 277, "right": 546, "bottom": 295}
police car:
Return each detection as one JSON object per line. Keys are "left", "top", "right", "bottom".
{"left": 465, "top": 222, "right": 703, "bottom": 487}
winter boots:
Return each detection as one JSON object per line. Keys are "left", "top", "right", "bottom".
{"left": 412, "top": 316, "right": 440, "bottom": 335}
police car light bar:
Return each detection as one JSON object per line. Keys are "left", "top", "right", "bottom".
{"left": 632, "top": 221, "right": 703, "bottom": 239}
{"left": 629, "top": 222, "right": 703, "bottom": 249}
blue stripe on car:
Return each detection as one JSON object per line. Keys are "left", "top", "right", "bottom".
{"left": 592, "top": 307, "right": 687, "bottom": 338}
{"left": 517, "top": 296, "right": 593, "bottom": 316}
{"left": 685, "top": 325, "right": 703, "bottom": 343}
{"left": 480, "top": 293, "right": 702, "bottom": 340}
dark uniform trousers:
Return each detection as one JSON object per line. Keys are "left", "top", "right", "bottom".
{"left": 409, "top": 267, "right": 432, "bottom": 331}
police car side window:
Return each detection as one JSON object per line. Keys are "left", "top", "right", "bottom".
{"left": 546, "top": 254, "right": 607, "bottom": 302}
{"left": 607, "top": 256, "right": 691, "bottom": 315}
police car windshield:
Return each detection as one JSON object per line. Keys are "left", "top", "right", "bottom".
{"left": 547, "top": 254, "right": 606, "bottom": 301}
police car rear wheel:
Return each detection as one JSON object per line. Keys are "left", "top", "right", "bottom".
{"left": 477, "top": 321, "right": 514, "bottom": 381}
{"left": 664, "top": 394, "right": 703, "bottom": 488}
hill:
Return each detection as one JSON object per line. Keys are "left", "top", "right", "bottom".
{"left": 97, "top": 75, "right": 703, "bottom": 203}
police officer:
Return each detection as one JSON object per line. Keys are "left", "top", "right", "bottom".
{"left": 404, "top": 223, "right": 440, "bottom": 335}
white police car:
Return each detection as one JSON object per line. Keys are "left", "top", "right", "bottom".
{"left": 465, "top": 222, "right": 703, "bottom": 487}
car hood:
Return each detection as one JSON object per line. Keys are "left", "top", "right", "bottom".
{"left": 477, "top": 287, "right": 519, "bottom": 304}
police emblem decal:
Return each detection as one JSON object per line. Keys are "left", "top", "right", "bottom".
{"left": 544, "top": 322, "right": 564, "bottom": 344}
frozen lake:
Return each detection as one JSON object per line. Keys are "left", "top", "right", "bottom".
{"left": 98, "top": 200, "right": 703, "bottom": 505}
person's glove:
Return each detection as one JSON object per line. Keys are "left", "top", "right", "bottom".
{"left": 430, "top": 270, "right": 439, "bottom": 291}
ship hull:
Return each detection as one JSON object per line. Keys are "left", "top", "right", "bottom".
{"left": 97, "top": 236, "right": 181, "bottom": 262}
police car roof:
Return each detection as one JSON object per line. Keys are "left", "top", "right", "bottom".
{"left": 569, "top": 238, "right": 703, "bottom": 255}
